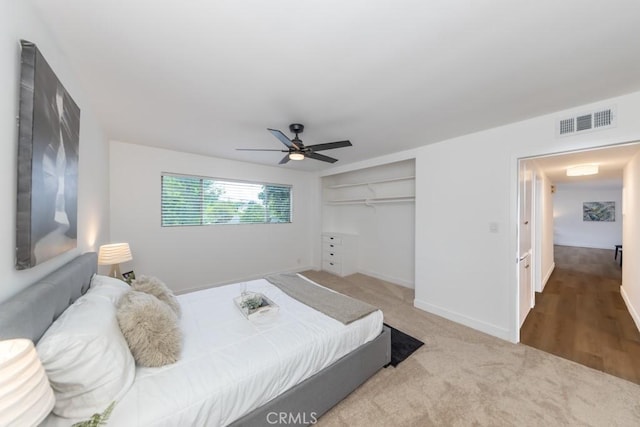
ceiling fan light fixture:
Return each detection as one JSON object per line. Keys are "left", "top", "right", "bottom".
{"left": 238, "top": 124, "right": 350, "bottom": 164}
{"left": 566, "top": 164, "right": 599, "bottom": 176}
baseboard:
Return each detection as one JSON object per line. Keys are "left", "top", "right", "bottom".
{"left": 413, "top": 298, "right": 512, "bottom": 342}
{"left": 620, "top": 286, "right": 640, "bottom": 334}
{"left": 541, "top": 262, "right": 555, "bottom": 292}
{"left": 358, "top": 268, "right": 414, "bottom": 289}
{"left": 554, "top": 243, "right": 617, "bottom": 250}
{"left": 176, "top": 265, "right": 317, "bottom": 295}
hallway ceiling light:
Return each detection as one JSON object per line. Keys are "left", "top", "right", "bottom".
{"left": 566, "top": 164, "right": 599, "bottom": 176}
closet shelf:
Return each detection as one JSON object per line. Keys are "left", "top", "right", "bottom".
{"left": 326, "top": 176, "right": 415, "bottom": 189}
{"left": 326, "top": 196, "right": 415, "bottom": 205}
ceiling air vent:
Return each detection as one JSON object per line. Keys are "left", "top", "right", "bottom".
{"left": 559, "top": 118, "right": 574, "bottom": 135}
{"left": 593, "top": 108, "right": 613, "bottom": 128}
{"left": 556, "top": 106, "right": 616, "bottom": 137}
{"left": 576, "top": 114, "right": 592, "bottom": 131}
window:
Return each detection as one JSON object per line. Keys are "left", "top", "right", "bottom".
{"left": 161, "top": 174, "right": 291, "bottom": 226}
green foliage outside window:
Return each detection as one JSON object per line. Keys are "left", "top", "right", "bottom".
{"left": 161, "top": 174, "right": 291, "bottom": 226}
{"left": 261, "top": 185, "right": 291, "bottom": 223}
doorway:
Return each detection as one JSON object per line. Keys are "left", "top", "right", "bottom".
{"left": 517, "top": 142, "right": 640, "bottom": 383}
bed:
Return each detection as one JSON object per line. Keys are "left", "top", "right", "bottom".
{"left": 0, "top": 253, "right": 391, "bottom": 426}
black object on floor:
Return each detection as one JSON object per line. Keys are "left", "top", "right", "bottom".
{"left": 384, "top": 323, "right": 424, "bottom": 367}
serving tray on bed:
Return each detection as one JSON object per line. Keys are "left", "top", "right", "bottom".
{"left": 233, "top": 292, "right": 279, "bottom": 320}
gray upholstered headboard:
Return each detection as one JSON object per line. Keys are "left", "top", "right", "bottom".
{"left": 0, "top": 252, "right": 97, "bottom": 343}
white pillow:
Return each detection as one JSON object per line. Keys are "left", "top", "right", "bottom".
{"left": 36, "top": 290, "right": 135, "bottom": 418}
{"left": 88, "top": 274, "right": 130, "bottom": 304}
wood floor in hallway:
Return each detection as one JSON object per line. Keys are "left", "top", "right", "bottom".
{"left": 521, "top": 245, "right": 640, "bottom": 384}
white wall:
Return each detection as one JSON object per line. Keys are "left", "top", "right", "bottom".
{"left": 413, "top": 91, "right": 640, "bottom": 342}
{"left": 553, "top": 183, "right": 622, "bottom": 249}
{"left": 323, "top": 90, "right": 640, "bottom": 342}
{"left": 109, "top": 141, "right": 320, "bottom": 294}
{"left": 322, "top": 160, "right": 415, "bottom": 288}
{"left": 621, "top": 151, "right": 640, "bottom": 332}
{"left": 0, "top": 2, "right": 110, "bottom": 304}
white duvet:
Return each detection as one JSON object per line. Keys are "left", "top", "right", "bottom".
{"left": 46, "top": 276, "right": 382, "bottom": 426}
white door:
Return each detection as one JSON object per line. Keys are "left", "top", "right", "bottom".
{"left": 519, "top": 253, "right": 532, "bottom": 326}
{"left": 533, "top": 174, "right": 543, "bottom": 293}
{"left": 518, "top": 160, "right": 534, "bottom": 327}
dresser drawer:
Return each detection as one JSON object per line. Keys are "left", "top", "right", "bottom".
{"left": 321, "top": 232, "right": 357, "bottom": 277}
{"left": 322, "top": 250, "right": 341, "bottom": 262}
{"left": 322, "top": 242, "right": 343, "bottom": 255}
{"left": 322, "top": 259, "right": 342, "bottom": 275}
{"left": 322, "top": 235, "right": 343, "bottom": 245}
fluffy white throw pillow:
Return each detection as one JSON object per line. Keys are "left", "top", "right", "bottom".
{"left": 131, "top": 275, "right": 181, "bottom": 317}
{"left": 117, "top": 291, "right": 182, "bottom": 367}
{"left": 36, "top": 291, "right": 135, "bottom": 418}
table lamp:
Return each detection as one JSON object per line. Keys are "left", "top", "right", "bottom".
{"left": 98, "top": 243, "right": 133, "bottom": 278}
{"left": 0, "top": 339, "right": 55, "bottom": 426}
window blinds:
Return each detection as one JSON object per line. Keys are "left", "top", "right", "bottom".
{"left": 161, "top": 174, "right": 291, "bottom": 226}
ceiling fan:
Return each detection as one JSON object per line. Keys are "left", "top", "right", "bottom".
{"left": 237, "top": 123, "right": 352, "bottom": 164}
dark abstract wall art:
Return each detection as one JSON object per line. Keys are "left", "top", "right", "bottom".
{"left": 16, "top": 40, "right": 80, "bottom": 269}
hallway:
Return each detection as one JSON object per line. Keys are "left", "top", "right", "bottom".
{"left": 520, "top": 245, "right": 640, "bottom": 384}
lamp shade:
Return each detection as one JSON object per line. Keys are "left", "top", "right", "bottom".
{"left": 0, "top": 339, "right": 55, "bottom": 426}
{"left": 98, "top": 243, "right": 133, "bottom": 265}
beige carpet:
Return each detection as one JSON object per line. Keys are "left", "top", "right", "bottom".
{"left": 301, "top": 271, "right": 640, "bottom": 427}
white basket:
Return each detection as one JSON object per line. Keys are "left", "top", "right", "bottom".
{"left": 233, "top": 292, "right": 279, "bottom": 320}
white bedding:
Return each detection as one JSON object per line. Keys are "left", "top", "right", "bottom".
{"left": 44, "top": 276, "right": 383, "bottom": 426}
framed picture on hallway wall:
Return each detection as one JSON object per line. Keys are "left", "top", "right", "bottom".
{"left": 16, "top": 40, "right": 80, "bottom": 270}
{"left": 583, "top": 201, "right": 615, "bottom": 222}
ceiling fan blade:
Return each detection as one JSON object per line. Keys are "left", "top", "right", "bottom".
{"left": 236, "top": 148, "right": 287, "bottom": 151}
{"left": 306, "top": 152, "right": 338, "bottom": 163}
{"left": 267, "top": 128, "right": 295, "bottom": 149}
{"left": 306, "top": 140, "right": 352, "bottom": 151}
{"left": 279, "top": 154, "right": 291, "bottom": 164}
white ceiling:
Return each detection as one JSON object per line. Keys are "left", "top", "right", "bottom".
{"left": 532, "top": 142, "right": 640, "bottom": 186}
{"left": 30, "top": 0, "right": 640, "bottom": 171}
